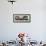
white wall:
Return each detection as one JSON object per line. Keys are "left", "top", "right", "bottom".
{"left": 0, "top": 0, "right": 46, "bottom": 41}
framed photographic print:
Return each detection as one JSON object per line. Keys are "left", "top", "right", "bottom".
{"left": 13, "top": 14, "right": 31, "bottom": 23}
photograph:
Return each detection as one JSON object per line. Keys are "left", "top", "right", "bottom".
{"left": 13, "top": 14, "right": 31, "bottom": 23}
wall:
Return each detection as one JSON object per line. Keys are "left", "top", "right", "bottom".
{"left": 0, "top": 0, "right": 46, "bottom": 41}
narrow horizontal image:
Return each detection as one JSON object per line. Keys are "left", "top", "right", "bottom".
{"left": 13, "top": 14, "right": 31, "bottom": 23}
